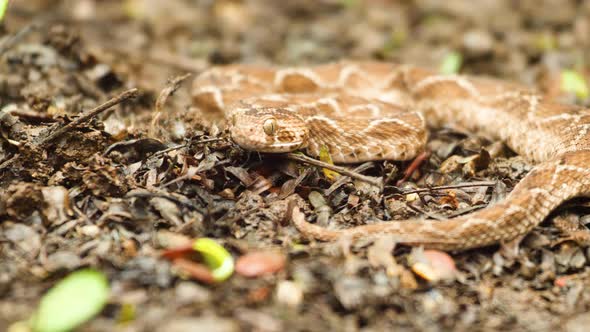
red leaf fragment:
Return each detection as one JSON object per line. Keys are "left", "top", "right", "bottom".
{"left": 172, "top": 258, "right": 216, "bottom": 284}
{"left": 160, "top": 245, "right": 194, "bottom": 260}
{"left": 235, "top": 251, "right": 286, "bottom": 278}
{"left": 410, "top": 249, "right": 457, "bottom": 282}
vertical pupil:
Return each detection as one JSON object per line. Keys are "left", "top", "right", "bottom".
{"left": 264, "top": 119, "right": 276, "bottom": 135}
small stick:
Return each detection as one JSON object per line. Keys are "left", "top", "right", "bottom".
{"left": 400, "top": 181, "right": 496, "bottom": 195}
{"left": 35, "top": 88, "right": 138, "bottom": 146}
{"left": 406, "top": 201, "right": 445, "bottom": 221}
{"left": 148, "top": 49, "right": 208, "bottom": 73}
{"left": 94, "top": 45, "right": 208, "bottom": 73}
{"left": 446, "top": 203, "right": 488, "bottom": 218}
{"left": 0, "top": 22, "right": 39, "bottom": 54}
{"left": 285, "top": 153, "right": 383, "bottom": 188}
{"left": 396, "top": 151, "right": 430, "bottom": 186}
{"left": 0, "top": 153, "right": 18, "bottom": 171}
{"left": 150, "top": 73, "right": 192, "bottom": 137}
{"left": 324, "top": 162, "right": 374, "bottom": 196}
{"left": 191, "top": 137, "right": 226, "bottom": 145}
{"left": 145, "top": 137, "right": 226, "bottom": 160}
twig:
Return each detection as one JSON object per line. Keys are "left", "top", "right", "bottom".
{"left": 396, "top": 151, "right": 431, "bottom": 186}
{"left": 191, "top": 137, "right": 226, "bottom": 145}
{"left": 148, "top": 143, "right": 189, "bottom": 159}
{"left": 0, "top": 153, "right": 18, "bottom": 172}
{"left": 146, "top": 137, "right": 226, "bottom": 160}
{"left": 34, "top": 88, "right": 138, "bottom": 146}
{"left": 324, "top": 162, "right": 374, "bottom": 196}
{"left": 126, "top": 191, "right": 205, "bottom": 212}
{"left": 400, "top": 181, "right": 496, "bottom": 195}
{"left": 150, "top": 73, "right": 192, "bottom": 137}
{"left": 406, "top": 201, "right": 446, "bottom": 221}
{"left": 285, "top": 153, "right": 383, "bottom": 188}
{"left": 446, "top": 203, "right": 488, "bottom": 218}
{"left": 0, "top": 21, "right": 39, "bottom": 54}
{"left": 94, "top": 45, "right": 208, "bottom": 73}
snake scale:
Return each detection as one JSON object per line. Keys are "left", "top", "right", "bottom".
{"left": 192, "top": 61, "right": 590, "bottom": 251}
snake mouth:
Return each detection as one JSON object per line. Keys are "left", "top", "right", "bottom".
{"left": 229, "top": 128, "right": 306, "bottom": 153}
{"left": 249, "top": 140, "right": 306, "bottom": 153}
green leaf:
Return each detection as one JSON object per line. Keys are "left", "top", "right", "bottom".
{"left": 319, "top": 146, "right": 339, "bottom": 181}
{"left": 0, "top": 0, "right": 8, "bottom": 22}
{"left": 193, "top": 238, "right": 234, "bottom": 282}
{"left": 561, "top": 70, "right": 589, "bottom": 100}
{"left": 339, "top": 0, "right": 359, "bottom": 8}
{"left": 117, "top": 303, "right": 136, "bottom": 324}
{"left": 533, "top": 32, "right": 556, "bottom": 51}
{"left": 439, "top": 51, "right": 463, "bottom": 74}
{"left": 31, "top": 269, "right": 109, "bottom": 332}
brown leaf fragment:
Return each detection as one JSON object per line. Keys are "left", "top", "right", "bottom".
{"left": 157, "top": 230, "right": 193, "bottom": 249}
{"left": 1, "top": 182, "right": 46, "bottom": 222}
{"left": 437, "top": 191, "right": 460, "bottom": 210}
{"left": 150, "top": 197, "right": 183, "bottom": 226}
{"left": 225, "top": 166, "right": 254, "bottom": 186}
{"left": 440, "top": 149, "right": 490, "bottom": 176}
{"left": 103, "top": 138, "right": 168, "bottom": 163}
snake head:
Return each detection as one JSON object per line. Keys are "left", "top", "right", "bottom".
{"left": 228, "top": 107, "right": 308, "bottom": 153}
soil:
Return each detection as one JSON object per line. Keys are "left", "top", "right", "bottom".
{"left": 2, "top": 1, "right": 590, "bottom": 331}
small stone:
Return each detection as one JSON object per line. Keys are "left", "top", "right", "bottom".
{"left": 80, "top": 225, "right": 101, "bottom": 237}
{"left": 334, "top": 276, "right": 368, "bottom": 310}
{"left": 462, "top": 29, "right": 494, "bottom": 54}
{"left": 175, "top": 281, "right": 211, "bottom": 304}
{"left": 569, "top": 249, "right": 586, "bottom": 269}
{"left": 5, "top": 224, "right": 41, "bottom": 257}
{"left": 45, "top": 251, "right": 82, "bottom": 272}
{"left": 157, "top": 316, "right": 239, "bottom": 332}
{"left": 565, "top": 313, "right": 590, "bottom": 332}
{"left": 275, "top": 281, "right": 303, "bottom": 308}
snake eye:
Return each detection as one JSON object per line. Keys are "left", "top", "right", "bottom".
{"left": 263, "top": 118, "right": 278, "bottom": 136}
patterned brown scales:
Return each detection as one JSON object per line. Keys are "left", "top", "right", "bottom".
{"left": 192, "top": 61, "right": 590, "bottom": 251}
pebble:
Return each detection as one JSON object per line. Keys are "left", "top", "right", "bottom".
{"left": 462, "top": 29, "right": 494, "bottom": 55}
{"left": 275, "top": 281, "right": 303, "bottom": 308}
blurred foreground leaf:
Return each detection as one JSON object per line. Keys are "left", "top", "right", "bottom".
{"left": 561, "top": 70, "right": 589, "bottom": 100}
{"left": 31, "top": 269, "right": 109, "bottom": 332}
{"left": 439, "top": 51, "right": 463, "bottom": 74}
{"left": 0, "top": 0, "right": 8, "bottom": 22}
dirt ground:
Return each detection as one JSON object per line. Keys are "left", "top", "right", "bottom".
{"left": 2, "top": 1, "right": 590, "bottom": 331}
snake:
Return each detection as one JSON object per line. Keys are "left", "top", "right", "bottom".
{"left": 191, "top": 61, "right": 590, "bottom": 251}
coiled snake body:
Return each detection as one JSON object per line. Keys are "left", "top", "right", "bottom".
{"left": 192, "top": 61, "right": 590, "bottom": 251}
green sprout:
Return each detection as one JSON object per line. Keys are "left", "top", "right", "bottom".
{"left": 533, "top": 32, "right": 556, "bottom": 51}
{"left": 339, "top": 0, "right": 359, "bottom": 8}
{"left": 561, "top": 69, "right": 589, "bottom": 100}
{"left": 439, "top": 51, "right": 463, "bottom": 74}
{"left": 193, "top": 238, "right": 234, "bottom": 282}
{"left": 30, "top": 269, "right": 109, "bottom": 332}
{"left": 380, "top": 30, "right": 407, "bottom": 57}
{"left": 0, "top": 0, "right": 8, "bottom": 22}
{"left": 319, "top": 145, "right": 339, "bottom": 180}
